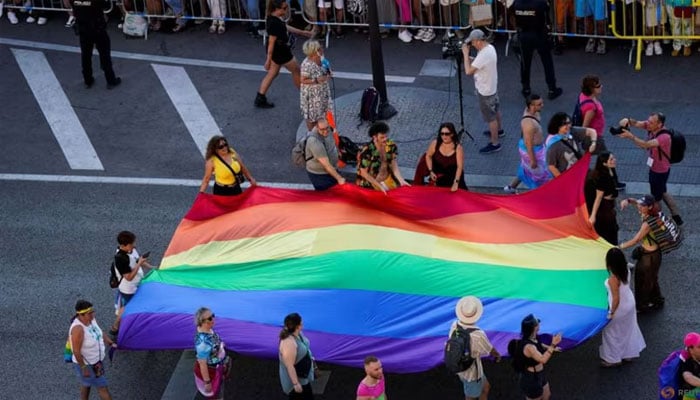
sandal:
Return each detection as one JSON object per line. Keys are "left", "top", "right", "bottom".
{"left": 217, "top": 22, "right": 225, "bottom": 34}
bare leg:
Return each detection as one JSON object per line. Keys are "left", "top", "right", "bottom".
{"left": 661, "top": 192, "right": 680, "bottom": 216}
{"left": 488, "top": 111, "right": 502, "bottom": 145}
{"left": 80, "top": 386, "right": 90, "bottom": 400}
{"left": 284, "top": 58, "right": 301, "bottom": 89}
{"left": 258, "top": 62, "right": 282, "bottom": 95}
{"left": 97, "top": 386, "right": 113, "bottom": 400}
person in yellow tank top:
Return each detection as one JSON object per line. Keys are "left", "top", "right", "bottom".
{"left": 199, "top": 136, "right": 256, "bottom": 196}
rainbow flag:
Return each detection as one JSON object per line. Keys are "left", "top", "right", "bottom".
{"left": 119, "top": 154, "right": 610, "bottom": 373}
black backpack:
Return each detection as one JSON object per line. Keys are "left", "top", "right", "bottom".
{"left": 109, "top": 261, "right": 121, "bottom": 289}
{"left": 571, "top": 98, "right": 594, "bottom": 126}
{"left": 444, "top": 324, "right": 476, "bottom": 374}
{"left": 338, "top": 135, "right": 361, "bottom": 165}
{"left": 657, "top": 129, "right": 686, "bottom": 164}
{"left": 359, "top": 87, "right": 380, "bottom": 124}
{"left": 507, "top": 339, "right": 527, "bottom": 373}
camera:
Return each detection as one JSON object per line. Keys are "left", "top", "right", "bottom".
{"left": 442, "top": 35, "right": 464, "bottom": 59}
{"left": 609, "top": 125, "right": 629, "bottom": 136}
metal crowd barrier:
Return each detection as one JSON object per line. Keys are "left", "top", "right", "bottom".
{"left": 2, "top": 0, "right": 266, "bottom": 31}
{"left": 609, "top": 0, "right": 700, "bottom": 70}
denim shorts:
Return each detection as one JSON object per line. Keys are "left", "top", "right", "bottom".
{"left": 73, "top": 363, "right": 108, "bottom": 388}
{"left": 462, "top": 376, "right": 487, "bottom": 398}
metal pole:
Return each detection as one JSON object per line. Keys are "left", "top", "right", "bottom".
{"left": 366, "top": 0, "right": 397, "bottom": 120}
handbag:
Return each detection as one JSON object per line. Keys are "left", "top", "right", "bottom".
{"left": 215, "top": 154, "right": 245, "bottom": 186}
{"left": 294, "top": 351, "right": 312, "bottom": 379}
{"left": 469, "top": 2, "right": 493, "bottom": 27}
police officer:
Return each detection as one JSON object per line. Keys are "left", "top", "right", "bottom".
{"left": 513, "top": 0, "right": 561, "bottom": 100}
{"left": 71, "top": 0, "right": 121, "bottom": 89}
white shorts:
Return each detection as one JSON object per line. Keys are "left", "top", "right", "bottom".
{"left": 644, "top": 1, "right": 666, "bottom": 27}
{"left": 318, "top": 0, "right": 344, "bottom": 8}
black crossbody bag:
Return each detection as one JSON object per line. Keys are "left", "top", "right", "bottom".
{"left": 215, "top": 154, "right": 245, "bottom": 186}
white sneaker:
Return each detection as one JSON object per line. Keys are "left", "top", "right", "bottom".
{"left": 503, "top": 185, "right": 518, "bottom": 194}
{"left": 8, "top": 10, "right": 18, "bottom": 24}
{"left": 585, "top": 38, "right": 595, "bottom": 53}
{"left": 654, "top": 41, "right": 662, "bottom": 55}
{"left": 645, "top": 43, "right": 653, "bottom": 56}
{"left": 37, "top": 16, "right": 46, "bottom": 24}
{"left": 421, "top": 28, "right": 435, "bottom": 42}
{"left": 398, "top": 29, "right": 412, "bottom": 43}
{"left": 65, "top": 15, "right": 75, "bottom": 27}
{"left": 414, "top": 28, "right": 427, "bottom": 40}
{"left": 26, "top": 15, "right": 35, "bottom": 23}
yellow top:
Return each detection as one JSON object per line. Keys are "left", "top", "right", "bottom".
{"left": 212, "top": 149, "right": 242, "bottom": 185}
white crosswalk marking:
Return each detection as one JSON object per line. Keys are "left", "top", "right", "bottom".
{"left": 12, "top": 48, "right": 104, "bottom": 170}
{"left": 152, "top": 63, "right": 221, "bottom": 158}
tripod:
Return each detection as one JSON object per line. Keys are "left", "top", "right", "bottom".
{"left": 452, "top": 54, "right": 474, "bottom": 142}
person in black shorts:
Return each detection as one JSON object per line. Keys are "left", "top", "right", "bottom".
{"left": 517, "top": 314, "right": 562, "bottom": 400}
{"left": 255, "top": 0, "right": 316, "bottom": 108}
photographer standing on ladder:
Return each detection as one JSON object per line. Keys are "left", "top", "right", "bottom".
{"left": 513, "top": 0, "right": 562, "bottom": 100}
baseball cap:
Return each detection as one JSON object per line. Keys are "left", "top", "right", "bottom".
{"left": 684, "top": 332, "right": 700, "bottom": 348}
{"left": 464, "top": 29, "right": 485, "bottom": 44}
{"left": 636, "top": 194, "right": 655, "bottom": 207}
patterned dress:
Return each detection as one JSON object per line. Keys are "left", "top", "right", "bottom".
{"left": 300, "top": 57, "right": 332, "bottom": 122}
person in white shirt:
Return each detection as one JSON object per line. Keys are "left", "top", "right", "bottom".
{"left": 461, "top": 30, "right": 504, "bottom": 155}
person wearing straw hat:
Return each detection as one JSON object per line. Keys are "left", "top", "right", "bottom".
{"left": 448, "top": 296, "right": 501, "bottom": 400}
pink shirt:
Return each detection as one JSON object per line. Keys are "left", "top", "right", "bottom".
{"left": 649, "top": 130, "right": 672, "bottom": 173}
{"left": 579, "top": 93, "right": 605, "bottom": 137}
{"left": 357, "top": 377, "right": 386, "bottom": 400}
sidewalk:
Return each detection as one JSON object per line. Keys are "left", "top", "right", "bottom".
{"left": 296, "top": 81, "right": 700, "bottom": 196}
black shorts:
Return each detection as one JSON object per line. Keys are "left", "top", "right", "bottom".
{"left": 214, "top": 183, "right": 242, "bottom": 196}
{"left": 520, "top": 370, "right": 548, "bottom": 399}
{"left": 648, "top": 169, "right": 670, "bottom": 201}
{"left": 272, "top": 46, "right": 294, "bottom": 65}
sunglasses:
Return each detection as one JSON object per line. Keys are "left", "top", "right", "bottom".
{"left": 440, "top": 131, "right": 452, "bottom": 136}
{"left": 562, "top": 120, "right": 572, "bottom": 126}
{"left": 217, "top": 143, "right": 228, "bottom": 150}
{"left": 318, "top": 126, "right": 329, "bottom": 132}
{"left": 205, "top": 314, "right": 216, "bottom": 322}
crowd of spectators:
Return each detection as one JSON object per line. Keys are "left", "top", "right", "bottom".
{"left": 3, "top": 0, "right": 699, "bottom": 51}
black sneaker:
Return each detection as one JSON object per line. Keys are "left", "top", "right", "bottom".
{"left": 84, "top": 77, "right": 95, "bottom": 89}
{"left": 553, "top": 42, "right": 564, "bottom": 55}
{"left": 482, "top": 129, "right": 505, "bottom": 138}
{"left": 672, "top": 215, "right": 684, "bottom": 226}
{"left": 254, "top": 93, "right": 274, "bottom": 108}
{"left": 521, "top": 88, "right": 531, "bottom": 98}
{"left": 548, "top": 87, "right": 563, "bottom": 100}
{"left": 107, "top": 77, "right": 122, "bottom": 89}
{"left": 479, "top": 143, "right": 502, "bottom": 154}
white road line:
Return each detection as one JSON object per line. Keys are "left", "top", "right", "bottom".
{"left": 152, "top": 64, "right": 219, "bottom": 158}
{"left": 11, "top": 49, "right": 104, "bottom": 170}
{"left": 0, "top": 37, "right": 416, "bottom": 83}
{"left": 0, "top": 173, "right": 315, "bottom": 189}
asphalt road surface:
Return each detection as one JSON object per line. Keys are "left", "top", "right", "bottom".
{"left": 1, "top": 15, "right": 698, "bottom": 400}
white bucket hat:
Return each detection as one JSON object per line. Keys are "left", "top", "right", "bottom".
{"left": 455, "top": 296, "right": 483, "bottom": 325}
